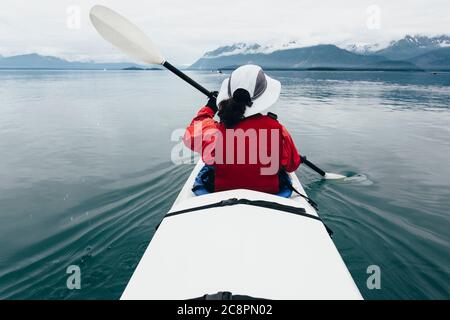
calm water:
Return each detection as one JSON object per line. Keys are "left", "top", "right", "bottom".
{"left": 0, "top": 70, "right": 449, "bottom": 299}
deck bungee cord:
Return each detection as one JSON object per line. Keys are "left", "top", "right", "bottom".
{"left": 162, "top": 197, "right": 333, "bottom": 236}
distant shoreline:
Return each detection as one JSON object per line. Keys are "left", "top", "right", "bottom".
{"left": 0, "top": 68, "right": 165, "bottom": 71}
{"left": 197, "top": 67, "right": 450, "bottom": 73}
{"left": 1, "top": 67, "right": 449, "bottom": 73}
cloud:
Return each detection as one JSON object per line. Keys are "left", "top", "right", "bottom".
{"left": 0, "top": 0, "right": 449, "bottom": 64}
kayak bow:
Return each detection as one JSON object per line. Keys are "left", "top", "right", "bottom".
{"left": 121, "top": 161, "right": 362, "bottom": 300}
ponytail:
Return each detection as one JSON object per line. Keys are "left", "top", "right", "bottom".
{"left": 218, "top": 88, "right": 252, "bottom": 128}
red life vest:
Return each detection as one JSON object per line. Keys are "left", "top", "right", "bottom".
{"left": 214, "top": 114, "right": 283, "bottom": 194}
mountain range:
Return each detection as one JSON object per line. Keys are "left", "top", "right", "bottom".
{"left": 190, "top": 35, "right": 450, "bottom": 71}
{"left": 0, "top": 53, "right": 145, "bottom": 70}
{"left": 1, "top": 35, "right": 449, "bottom": 71}
{"left": 374, "top": 35, "right": 450, "bottom": 60}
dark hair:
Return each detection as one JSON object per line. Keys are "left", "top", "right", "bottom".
{"left": 218, "top": 88, "right": 252, "bottom": 128}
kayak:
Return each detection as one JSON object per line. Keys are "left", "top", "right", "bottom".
{"left": 121, "top": 161, "right": 363, "bottom": 300}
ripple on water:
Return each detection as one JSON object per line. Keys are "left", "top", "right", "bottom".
{"left": 0, "top": 162, "right": 193, "bottom": 299}
{"left": 342, "top": 173, "right": 374, "bottom": 186}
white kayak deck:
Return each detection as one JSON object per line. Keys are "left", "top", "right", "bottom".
{"left": 121, "top": 161, "right": 362, "bottom": 300}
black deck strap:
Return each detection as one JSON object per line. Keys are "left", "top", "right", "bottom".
{"left": 288, "top": 184, "right": 319, "bottom": 211}
{"left": 164, "top": 198, "right": 333, "bottom": 236}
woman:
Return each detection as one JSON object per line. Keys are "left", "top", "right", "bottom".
{"left": 183, "top": 64, "right": 301, "bottom": 195}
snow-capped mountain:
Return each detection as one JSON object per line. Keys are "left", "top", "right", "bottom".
{"left": 204, "top": 35, "right": 450, "bottom": 60}
{"left": 191, "top": 35, "right": 450, "bottom": 71}
{"left": 191, "top": 44, "right": 403, "bottom": 70}
{"left": 204, "top": 43, "right": 262, "bottom": 58}
{"left": 341, "top": 35, "right": 450, "bottom": 58}
{"left": 203, "top": 41, "right": 309, "bottom": 58}
{"left": 376, "top": 35, "right": 450, "bottom": 60}
{"left": 262, "top": 41, "right": 308, "bottom": 53}
{"left": 397, "top": 35, "right": 450, "bottom": 48}
{"left": 344, "top": 43, "right": 386, "bottom": 55}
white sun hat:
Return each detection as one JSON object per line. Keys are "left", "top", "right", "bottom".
{"left": 216, "top": 64, "right": 281, "bottom": 118}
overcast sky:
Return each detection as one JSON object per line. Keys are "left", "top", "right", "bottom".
{"left": 1, "top": 0, "right": 449, "bottom": 65}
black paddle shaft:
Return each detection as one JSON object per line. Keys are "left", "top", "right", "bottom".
{"left": 163, "top": 61, "right": 215, "bottom": 98}
{"left": 301, "top": 156, "right": 326, "bottom": 177}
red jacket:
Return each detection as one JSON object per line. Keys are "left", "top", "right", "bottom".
{"left": 183, "top": 106, "right": 301, "bottom": 193}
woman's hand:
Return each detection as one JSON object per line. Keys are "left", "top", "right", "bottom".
{"left": 205, "top": 91, "right": 219, "bottom": 113}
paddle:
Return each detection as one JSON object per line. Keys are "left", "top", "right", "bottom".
{"left": 301, "top": 156, "right": 346, "bottom": 180}
{"left": 89, "top": 5, "right": 215, "bottom": 98}
{"left": 90, "top": 5, "right": 346, "bottom": 180}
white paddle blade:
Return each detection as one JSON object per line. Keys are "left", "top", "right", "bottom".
{"left": 90, "top": 5, "right": 165, "bottom": 65}
{"left": 324, "top": 173, "right": 347, "bottom": 180}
